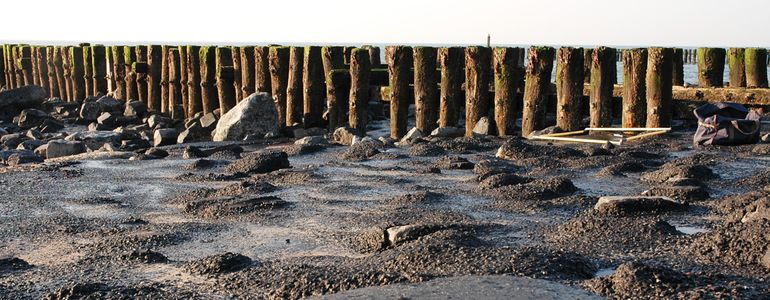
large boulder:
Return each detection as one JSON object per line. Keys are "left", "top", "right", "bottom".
{"left": 46, "top": 140, "right": 87, "bottom": 159}
{"left": 0, "top": 86, "right": 47, "bottom": 110}
{"left": 79, "top": 101, "right": 101, "bottom": 122}
{"left": 212, "top": 93, "right": 278, "bottom": 141}
{"left": 153, "top": 128, "right": 178, "bottom": 147}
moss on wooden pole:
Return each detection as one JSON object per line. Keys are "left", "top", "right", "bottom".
{"left": 386, "top": 46, "right": 412, "bottom": 139}
{"left": 69, "top": 46, "right": 86, "bottom": 101}
{"left": 727, "top": 48, "right": 746, "bottom": 88}
{"left": 268, "top": 46, "right": 290, "bottom": 127}
{"left": 646, "top": 47, "right": 673, "bottom": 128}
{"left": 135, "top": 46, "right": 148, "bottom": 103}
{"left": 589, "top": 46, "right": 616, "bottom": 128}
{"left": 697, "top": 47, "right": 725, "bottom": 87}
{"left": 522, "top": 46, "right": 555, "bottom": 137}
{"left": 215, "top": 46, "right": 236, "bottom": 113}
{"left": 464, "top": 46, "right": 492, "bottom": 137}
{"left": 231, "top": 46, "right": 243, "bottom": 102}
{"left": 109, "top": 46, "right": 125, "bottom": 100}
{"left": 61, "top": 46, "right": 73, "bottom": 101}
{"left": 745, "top": 48, "right": 768, "bottom": 88}
{"left": 556, "top": 47, "right": 585, "bottom": 132}
{"left": 349, "top": 48, "right": 371, "bottom": 136}
{"left": 439, "top": 47, "right": 464, "bottom": 128}
{"left": 91, "top": 45, "right": 108, "bottom": 96}
{"left": 240, "top": 46, "right": 255, "bottom": 97}
{"left": 414, "top": 46, "right": 439, "bottom": 134}
{"left": 622, "top": 48, "right": 647, "bottom": 128}
{"left": 147, "top": 45, "right": 163, "bottom": 111}
{"left": 186, "top": 46, "right": 203, "bottom": 116}
{"left": 302, "top": 46, "right": 325, "bottom": 128}
{"left": 255, "top": 46, "right": 272, "bottom": 93}
{"left": 493, "top": 47, "right": 520, "bottom": 136}
{"left": 286, "top": 46, "right": 304, "bottom": 126}
{"left": 199, "top": 46, "right": 218, "bottom": 114}
{"left": 672, "top": 48, "right": 684, "bottom": 86}
{"left": 31, "top": 46, "right": 40, "bottom": 86}
{"left": 82, "top": 46, "right": 93, "bottom": 97}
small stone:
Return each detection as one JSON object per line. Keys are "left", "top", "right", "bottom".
{"left": 295, "top": 136, "right": 327, "bottom": 146}
{"left": 97, "top": 112, "right": 117, "bottom": 127}
{"left": 79, "top": 101, "right": 101, "bottom": 122}
{"left": 96, "top": 95, "right": 122, "bottom": 112}
{"left": 332, "top": 127, "right": 357, "bottom": 146}
{"left": 17, "top": 109, "right": 50, "bottom": 128}
{"left": 177, "top": 123, "right": 209, "bottom": 144}
{"left": 226, "top": 151, "right": 291, "bottom": 174}
{"left": 182, "top": 146, "right": 206, "bottom": 159}
{"left": 430, "top": 126, "right": 464, "bottom": 138}
{"left": 741, "top": 198, "right": 770, "bottom": 223}
{"left": 144, "top": 147, "right": 169, "bottom": 159}
{"left": 6, "top": 150, "right": 42, "bottom": 166}
{"left": 761, "top": 133, "right": 770, "bottom": 143}
{"left": 46, "top": 140, "right": 87, "bottom": 159}
{"left": 25, "top": 129, "right": 43, "bottom": 140}
{"left": 199, "top": 112, "right": 218, "bottom": 129}
{"left": 400, "top": 127, "right": 423, "bottom": 144}
{"left": 124, "top": 100, "right": 148, "bottom": 117}
{"left": 153, "top": 128, "right": 178, "bottom": 147}
{"left": 472, "top": 117, "right": 491, "bottom": 136}
{"left": 147, "top": 114, "right": 172, "bottom": 129}
{"left": 38, "top": 119, "right": 65, "bottom": 133}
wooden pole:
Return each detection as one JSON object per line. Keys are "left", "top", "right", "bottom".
{"left": 745, "top": 48, "right": 768, "bottom": 88}
{"left": 215, "top": 46, "right": 236, "bottom": 113}
{"left": 386, "top": 46, "right": 412, "bottom": 139}
{"left": 199, "top": 46, "right": 218, "bottom": 114}
{"left": 148, "top": 45, "right": 163, "bottom": 111}
{"left": 19, "top": 46, "right": 33, "bottom": 86}
{"left": 6, "top": 45, "right": 16, "bottom": 89}
{"left": 231, "top": 46, "right": 243, "bottom": 102}
{"left": 109, "top": 46, "right": 126, "bottom": 100}
{"left": 160, "top": 45, "right": 170, "bottom": 112}
{"left": 302, "top": 46, "right": 325, "bottom": 128}
{"left": 582, "top": 48, "right": 592, "bottom": 84}
{"left": 589, "top": 46, "right": 616, "bottom": 128}
{"left": 240, "top": 46, "right": 255, "bottom": 97}
{"left": 493, "top": 47, "right": 520, "bottom": 136}
{"left": 323, "top": 46, "right": 347, "bottom": 130}
{"left": 178, "top": 46, "right": 188, "bottom": 117}
{"left": 0, "top": 45, "right": 7, "bottom": 89}
{"left": 349, "top": 48, "right": 371, "bottom": 136}
{"left": 69, "top": 46, "right": 85, "bottom": 101}
{"left": 286, "top": 46, "right": 304, "bottom": 126}
{"left": 672, "top": 48, "right": 684, "bottom": 86}
{"left": 622, "top": 48, "right": 647, "bottom": 128}
{"left": 31, "top": 46, "right": 40, "bottom": 86}
{"left": 186, "top": 45, "right": 203, "bottom": 116}
{"left": 82, "top": 46, "right": 93, "bottom": 97}
{"left": 92, "top": 45, "right": 108, "bottom": 96}
{"left": 414, "top": 46, "right": 439, "bottom": 134}
{"left": 61, "top": 46, "right": 73, "bottom": 101}
{"left": 464, "top": 46, "right": 492, "bottom": 137}
{"left": 47, "top": 46, "right": 62, "bottom": 98}
{"left": 135, "top": 46, "right": 148, "bottom": 103}
{"left": 268, "top": 46, "right": 290, "bottom": 127}
{"left": 697, "top": 47, "right": 725, "bottom": 87}
{"left": 522, "top": 46, "right": 555, "bottom": 137}
{"left": 646, "top": 47, "right": 673, "bottom": 128}
{"left": 365, "top": 46, "right": 381, "bottom": 103}
{"left": 727, "top": 48, "right": 746, "bottom": 88}
{"left": 36, "top": 47, "right": 51, "bottom": 96}
{"left": 439, "top": 47, "right": 464, "bottom": 128}
{"left": 255, "top": 46, "right": 272, "bottom": 93}
{"left": 556, "top": 47, "right": 585, "bottom": 132}
{"left": 168, "top": 48, "right": 183, "bottom": 120}
{"left": 124, "top": 46, "right": 138, "bottom": 101}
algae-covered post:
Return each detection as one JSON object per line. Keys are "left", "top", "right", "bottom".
{"left": 697, "top": 47, "right": 725, "bottom": 87}
{"left": 82, "top": 46, "right": 93, "bottom": 97}
{"left": 745, "top": 48, "right": 768, "bottom": 88}
{"left": 439, "top": 47, "right": 464, "bottom": 128}
{"left": 159, "top": 45, "right": 169, "bottom": 112}
{"left": 255, "top": 46, "right": 272, "bottom": 93}
{"left": 349, "top": 48, "right": 371, "bottom": 136}
{"left": 646, "top": 47, "right": 673, "bottom": 128}
{"left": 286, "top": 46, "right": 304, "bottom": 126}
{"left": 522, "top": 46, "right": 555, "bottom": 137}
{"left": 92, "top": 45, "right": 108, "bottom": 96}
{"left": 53, "top": 47, "right": 67, "bottom": 100}
{"left": 240, "top": 46, "right": 255, "bottom": 98}
{"left": 589, "top": 46, "right": 616, "bottom": 128}
{"left": 109, "top": 46, "right": 126, "bottom": 100}
{"left": 148, "top": 45, "right": 163, "bottom": 111}
{"left": 231, "top": 46, "right": 243, "bottom": 102}
{"left": 69, "top": 46, "right": 86, "bottom": 101}
{"left": 215, "top": 46, "right": 236, "bottom": 113}
{"left": 556, "top": 47, "right": 585, "bottom": 132}
{"left": 326, "top": 69, "right": 350, "bottom": 131}
{"left": 46, "top": 46, "right": 61, "bottom": 98}
{"left": 135, "top": 46, "right": 149, "bottom": 103}
{"left": 31, "top": 46, "right": 40, "bottom": 86}
{"left": 168, "top": 48, "right": 183, "bottom": 120}
{"left": 61, "top": 46, "right": 73, "bottom": 101}
{"left": 0, "top": 45, "right": 7, "bottom": 89}
{"left": 622, "top": 48, "right": 647, "bottom": 128}
{"left": 493, "top": 47, "right": 521, "bottom": 136}
{"left": 199, "top": 46, "right": 218, "bottom": 114}
{"left": 185, "top": 46, "right": 203, "bottom": 116}
{"left": 464, "top": 46, "right": 492, "bottom": 137}
{"left": 386, "top": 46, "right": 412, "bottom": 139}
{"left": 124, "top": 46, "right": 138, "bottom": 102}
{"left": 268, "top": 46, "right": 290, "bottom": 127}
{"left": 582, "top": 48, "right": 592, "bottom": 84}
{"left": 366, "top": 46, "right": 382, "bottom": 102}
{"left": 36, "top": 47, "right": 51, "bottom": 95}
{"left": 303, "top": 46, "right": 325, "bottom": 128}
{"left": 414, "top": 46, "right": 439, "bottom": 135}
{"left": 178, "top": 46, "right": 188, "bottom": 117}
{"left": 672, "top": 48, "right": 684, "bottom": 86}
{"left": 322, "top": 46, "right": 345, "bottom": 78}
{"left": 727, "top": 48, "right": 746, "bottom": 88}
{"left": 19, "top": 46, "right": 33, "bottom": 86}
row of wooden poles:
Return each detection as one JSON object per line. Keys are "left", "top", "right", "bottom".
{"left": 1, "top": 44, "right": 769, "bottom": 139}
{"left": 615, "top": 48, "right": 770, "bottom": 66}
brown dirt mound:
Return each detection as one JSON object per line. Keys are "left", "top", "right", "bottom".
{"left": 0, "top": 257, "right": 32, "bottom": 273}
{"left": 226, "top": 151, "right": 291, "bottom": 175}
{"left": 686, "top": 220, "right": 770, "bottom": 269}
{"left": 409, "top": 143, "right": 446, "bottom": 156}
{"left": 185, "top": 195, "right": 289, "bottom": 218}
{"left": 117, "top": 249, "right": 168, "bottom": 264}
{"left": 185, "top": 252, "right": 253, "bottom": 275}
{"left": 586, "top": 262, "right": 694, "bottom": 299}
{"left": 338, "top": 142, "right": 381, "bottom": 161}
{"left": 433, "top": 155, "right": 474, "bottom": 170}
{"left": 641, "top": 164, "right": 716, "bottom": 183}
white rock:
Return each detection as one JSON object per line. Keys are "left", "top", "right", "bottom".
{"left": 212, "top": 92, "right": 278, "bottom": 141}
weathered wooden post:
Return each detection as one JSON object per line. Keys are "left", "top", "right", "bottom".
{"left": 582, "top": 48, "right": 592, "bottom": 84}
{"left": 493, "top": 47, "right": 520, "bottom": 136}
{"left": 168, "top": 48, "right": 183, "bottom": 120}
{"left": 109, "top": 46, "right": 126, "bottom": 100}
{"left": 646, "top": 47, "right": 673, "bottom": 128}
{"left": 522, "top": 47, "right": 555, "bottom": 137}
{"left": 124, "top": 46, "right": 138, "bottom": 101}
{"left": 439, "top": 47, "right": 464, "bottom": 128}
{"left": 622, "top": 48, "right": 647, "bottom": 128}
{"left": 31, "top": 46, "right": 40, "bottom": 86}
{"left": 268, "top": 46, "right": 290, "bottom": 127}
{"left": 35, "top": 47, "right": 51, "bottom": 95}
{"left": 61, "top": 46, "right": 73, "bottom": 101}
{"left": 286, "top": 47, "right": 304, "bottom": 126}
{"left": 349, "top": 48, "right": 371, "bottom": 136}
{"left": 148, "top": 45, "right": 163, "bottom": 111}
{"left": 160, "top": 45, "right": 170, "bottom": 112}
{"left": 365, "top": 46, "right": 382, "bottom": 102}
{"left": 199, "top": 46, "right": 218, "bottom": 114}
{"left": 178, "top": 46, "right": 188, "bottom": 116}
{"left": 19, "top": 46, "right": 33, "bottom": 86}
{"left": 69, "top": 46, "right": 86, "bottom": 101}
{"left": 92, "top": 45, "right": 108, "bottom": 96}
{"left": 343, "top": 46, "right": 354, "bottom": 64}
{"left": 589, "top": 46, "right": 616, "bottom": 128}
{"left": 414, "top": 46, "right": 439, "bottom": 134}
{"left": 240, "top": 46, "right": 255, "bottom": 97}
{"left": 215, "top": 46, "right": 236, "bottom": 113}
{"left": 82, "top": 46, "right": 93, "bottom": 97}
{"left": 48, "top": 46, "right": 63, "bottom": 98}
{"left": 322, "top": 46, "right": 345, "bottom": 77}
{"left": 0, "top": 45, "right": 7, "bottom": 89}
{"left": 745, "top": 48, "right": 768, "bottom": 88}
{"left": 135, "top": 46, "right": 149, "bottom": 103}
{"left": 186, "top": 45, "right": 203, "bottom": 115}
{"left": 386, "top": 46, "right": 412, "bottom": 139}
{"left": 672, "top": 48, "right": 684, "bottom": 86}
{"left": 231, "top": 46, "right": 243, "bottom": 102}
{"left": 556, "top": 47, "right": 585, "bottom": 132}
{"left": 727, "top": 48, "right": 746, "bottom": 88}
{"left": 255, "top": 46, "right": 272, "bottom": 93}
{"left": 464, "top": 46, "right": 492, "bottom": 137}
{"left": 303, "top": 46, "right": 325, "bottom": 128}
{"left": 322, "top": 46, "right": 347, "bottom": 130}
{"left": 697, "top": 47, "right": 725, "bottom": 87}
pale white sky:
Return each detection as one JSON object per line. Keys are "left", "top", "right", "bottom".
{"left": 2, "top": 0, "right": 768, "bottom": 47}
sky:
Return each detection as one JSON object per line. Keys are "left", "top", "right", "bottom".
{"left": 1, "top": 0, "right": 768, "bottom": 47}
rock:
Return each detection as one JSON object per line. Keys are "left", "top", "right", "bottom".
{"left": 479, "top": 173, "right": 531, "bottom": 189}
{"left": 295, "top": 136, "right": 327, "bottom": 146}
{"left": 0, "top": 86, "right": 47, "bottom": 110}
{"left": 226, "top": 151, "right": 290, "bottom": 174}
{"left": 642, "top": 185, "right": 709, "bottom": 202}
{"left": 212, "top": 92, "right": 278, "bottom": 141}
{"left": 741, "top": 198, "right": 770, "bottom": 223}
{"left": 46, "top": 140, "right": 88, "bottom": 159}
{"left": 472, "top": 117, "right": 491, "bottom": 136}
{"left": 762, "top": 133, "right": 770, "bottom": 143}
{"left": 5, "top": 150, "right": 43, "bottom": 166}
{"left": 65, "top": 131, "right": 120, "bottom": 150}
{"left": 594, "top": 196, "right": 686, "bottom": 216}
{"left": 751, "top": 144, "right": 770, "bottom": 155}
{"left": 38, "top": 119, "right": 65, "bottom": 133}
{"left": 184, "top": 253, "right": 252, "bottom": 275}
{"left": 97, "top": 112, "right": 117, "bottom": 127}
{"left": 17, "top": 109, "right": 50, "bottom": 128}
{"left": 79, "top": 101, "right": 101, "bottom": 122}
{"left": 0, "top": 128, "right": 7, "bottom": 138}
{"left": 434, "top": 155, "right": 474, "bottom": 170}
{"left": 385, "top": 224, "right": 448, "bottom": 246}
{"left": 144, "top": 147, "right": 169, "bottom": 159}
{"left": 16, "top": 139, "right": 45, "bottom": 150}
{"left": 24, "top": 129, "right": 43, "bottom": 140}
{"left": 153, "top": 128, "right": 178, "bottom": 147}
{"left": 96, "top": 95, "right": 122, "bottom": 112}
{"left": 34, "top": 144, "right": 47, "bottom": 157}
{"left": 527, "top": 126, "right": 563, "bottom": 138}
{"left": 474, "top": 159, "right": 519, "bottom": 180}
{"left": 199, "top": 112, "right": 218, "bottom": 130}
{"left": 762, "top": 248, "right": 770, "bottom": 270}
{"left": 332, "top": 127, "right": 357, "bottom": 145}
{"left": 430, "top": 126, "right": 464, "bottom": 138}
{"left": 147, "top": 114, "right": 172, "bottom": 129}
{"left": 378, "top": 136, "right": 395, "bottom": 147}
{"left": 339, "top": 141, "right": 381, "bottom": 161}
{"left": 641, "top": 165, "right": 716, "bottom": 183}
{"left": 124, "top": 100, "right": 148, "bottom": 117}
{"left": 182, "top": 146, "right": 206, "bottom": 159}
{"left": 400, "top": 127, "right": 423, "bottom": 143}
{"left": 176, "top": 123, "right": 209, "bottom": 143}
{"left": 1, "top": 134, "right": 25, "bottom": 149}
{"left": 409, "top": 143, "right": 445, "bottom": 156}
